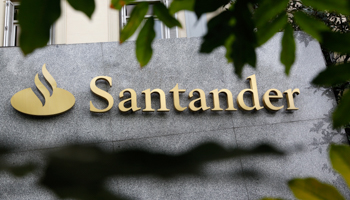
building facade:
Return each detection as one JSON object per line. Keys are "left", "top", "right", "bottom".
{"left": 0, "top": 0, "right": 211, "bottom": 47}
{"left": 0, "top": 1, "right": 349, "bottom": 199}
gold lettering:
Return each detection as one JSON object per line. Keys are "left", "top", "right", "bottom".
{"left": 119, "top": 89, "right": 141, "bottom": 112}
{"left": 284, "top": 89, "right": 300, "bottom": 110}
{"left": 142, "top": 89, "right": 170, "bottom": 112}
{"left": 188, "top": 89, "right": 210, "bottom": 111}
{"left": 169, "top": 84, "right": 187, "bottom": 111}
{"left": 263, "top": 89, "right": 284, "bottom": 111}
{"left": 237, "top": 74, "right": 264, "bottom": 111}
{"left": 90, "top": 76, "right": 114, "bottom": 113}
{"left": 210, "top": 89, "right": 237, "bottom": 111}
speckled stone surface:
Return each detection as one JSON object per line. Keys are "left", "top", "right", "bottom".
{"left": 0, "top": 32, "right": 348, "bottom": 199}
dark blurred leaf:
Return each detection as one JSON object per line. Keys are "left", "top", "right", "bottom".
{"left": 110, "top": 0, "right": 133, "bottom": 10}
{"left": 312, "top": 63, "right": 350, "bottom": 86}
{"left": 333, "top": 91, "right": 350, "bottom": 128}
{"left": 254, "top": 0, "right": 289, "bottom": 28}
{"left": 225, "top": 34, "right": 235, "bottom": 63}
{"left": 230, "top": 0, "right": 257, "bottom": 77}
{"left": 154, "top": 3, "right": 182, "bottom": 28}
{"left": 294, "top": 12, "right": 330, "bottom": 42}
{"left": 169, "top": 0, "right": 195, "bottom": 15}
{"left": 120, "top": 2, "right": 148, "bottom": 43}
{"left": 302, "top": 0, "right": 350, "bottom": 15}
{"left": 41, "top": 142, "right": 284, "bottom": 199}
{"left": 194, "top": 0, "right": 230, "bottom": 19}
{"left": 19, "top": 0, "right": 61, "bottom": 55}
{"left": 256, "top": 13, "right": 287, "bottom": 46}
{"left": 200, "top": 11, "right": 234, "bottom": 53}
{"left": 288, "top": 178, "right": 345, "bottom": 200}
{"left": 280, "top": 24, "right": 295, "bottom": 75}
{"left": 330, "top": 144, "right": 350, "bottom": 188}
{"left": 321, "top": 32, "right": 350, "bottom": 54}
{"left": 67, "top": 0, "right": 95, "bottom": 18}
{"left": 136, "top": 17, "right": 156, "bottom": 67}
{"left": 7, "top": 163, "right": 36, "bottom": 177}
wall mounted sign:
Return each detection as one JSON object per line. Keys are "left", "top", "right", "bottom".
{"left": 90, "top": 75, "right": 300, "bottom": 113}
{"left": 11, "top": 64, "right": 75, "bottom": 116}
{"left": 11, "top": 64, "right": 300, "bottom": 116}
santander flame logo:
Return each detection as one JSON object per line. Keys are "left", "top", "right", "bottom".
{"left": 11, "top": 64, "right": 75, "bottom": 116}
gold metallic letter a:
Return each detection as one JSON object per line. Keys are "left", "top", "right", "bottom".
{"left": 11, "top": 64, "right": 75, "bottom": 116}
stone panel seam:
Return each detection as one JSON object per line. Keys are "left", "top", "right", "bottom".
{"left": 7, "top": 141, "right": 115, "bottom": 154}
{"left": 232, "top": 117, "right": 331, "bottom": 129}
{"left": 5, "top": 117, "right": 334, "bottom": 153}
{"left": 233, "top": 127, "right": 251, "bottom": 200}
{"left": 7, "top": 127, "right": 235, "bottom": 153}
{"left": 111, "top": 126, "right": 236, "bottom": 144}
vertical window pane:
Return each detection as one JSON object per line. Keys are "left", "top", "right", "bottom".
{"left": 125, "top": 4, "right": 154, "bottom": 17}
{"left": 154, "top": 20, "right": 162, "bottom": 39}
{"left": 14, "top": 7, "right": 19, "bottom": 21}
{"left": 14, "top": 25, "right": 20, "bottom": 46}
{"left": 126, "top": 19, "right": 163, "bottom": 40}
{"left": 125, "top": 5, "right": 135, "bottom": 16}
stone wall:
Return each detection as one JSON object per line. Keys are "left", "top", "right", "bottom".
{"left": 0, "top": 32, "right": 348, "bottom": 199}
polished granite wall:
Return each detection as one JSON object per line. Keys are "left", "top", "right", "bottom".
{"left": 0, "top": 32, "right": 348, "bottom": 199}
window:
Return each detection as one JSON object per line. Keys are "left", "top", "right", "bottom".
{"left": 120, "top": 0, "right": 178, "bottom": 40}
{"left": 3, "top": 0, "right": 54, "bottom": 47}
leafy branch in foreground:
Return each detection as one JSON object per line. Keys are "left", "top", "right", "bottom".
{"left": 264, "top": 144, "right": 350, "bottom": 200}
{"left": 18, "top": 0, "right": 95, "bottom": 55}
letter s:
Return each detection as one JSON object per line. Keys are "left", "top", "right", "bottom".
{"left": 90, "top": 76, "right": 114, "bottom": 112}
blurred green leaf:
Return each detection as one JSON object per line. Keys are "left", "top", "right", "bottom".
{"left": 67, "top": 0, "right": 95, "bottom": 18}
{"left": 194, "top": 0, "right": 230, "bottom": 19}
{"left": 333, "top": 91, "right": 350, "bottom": 128}
{"left": 254, "top": 0, "right": 289, "bottom": 28}
{"left": 321, "top": 32, "right": 350, "bottom": 54}
{"left": 110, "top": 0, "right": 133, "bottom": 10}
{"left": 136, "top": 17, "right": 156, "bottom": 67}
{"left": 169, "top": 0, "right": 195, "bottom": 15}
{"left": 312, "top": 63, "right": 350, "bottom": 86}
{"left": 294, "top": 12, "right": 330, "bottom": 42}
{"left": 256, "top": 13, "right": 287, "bottom": 46}
{"left": 302, "top": 0, "right": 350, "bottom": 15}
{"left": 225, "top": 34, "right": 235, "bottom": 63}
{"left": 230, "top": 0, "right": 257, "bottom": 78}
{"left": 288, "top": 178, "right": 345, "bottom": 200}
{"left": 330, "top": 144, "right": 350, "bottom": 188}
{"left": 154, "top": 3, "right": 182, "bottom": 28}
{"left": 120, "top": 2, "right": 148, "bottom": 43}
{"left": 19, "top": 0, "right": 61, "bottom": 55}
{"left": 280, "top": 24, "right": 295, "bottom": 75}
{"left": 200, "top": 11, "right": 234, "bottom": 53}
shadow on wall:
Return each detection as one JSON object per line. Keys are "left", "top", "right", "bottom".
{"left": 0, "top": 139, "right": 286, "bottom": 200}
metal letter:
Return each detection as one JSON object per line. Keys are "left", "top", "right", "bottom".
{"left": 169, "top": 83, "right": 187, "bottom": 112}
{"left": 119, "top": 88, "right": 141, "bottom": 112}
{"left": 263, "top": 89, "right": 284, "bottom": 111}
{"left": 188, "top": 89, "right": 210, "bottom": 111}
{"left": 210, "top": 89, "right": 237, "bottom": 111}
{"left": 284, "top": 89, "right": 300, "bottom": 110}
{"left": 142, "top": 89, "right": 170, "bottom": 112}
{"left": 90, "top": 76, "right": 114, "bottom": 113}
{"left": 237, "top": 74, "right": 264, "bottom": 111}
